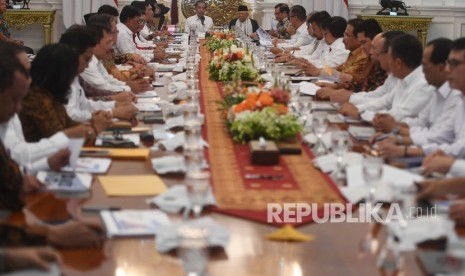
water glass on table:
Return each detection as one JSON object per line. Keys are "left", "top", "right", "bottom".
{"left": 331, "top": 131, "right": 351, "bottom": 180}
{"left": 185, "top": 171, "right": 210, "bottom": 217}
{"left": 178, "top": 224, "right": 210, "bottom": 276}
{"left": 312, "top": 111, "right": 329, "bottom": 156}
{"left": 362, "top": 155, "right": 383, "bottom": 205}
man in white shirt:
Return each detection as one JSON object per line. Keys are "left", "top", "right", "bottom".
{"left": 271, "top": 5, "right": 312, "bottom": 53}
{"left": 60, "top": 25, "right": 137, "bottom": 122}
{"left": 82, "top": 23, "right": 132, "bottom": 93}
{"left": 294, "top": 11, "right": 330, "bottom": 59}
{"left": 300, "top": 16, "right": 350, "bottom": 75}
{"left": 185, "top": 0, "right": 214, "bottom": 35}
{"left": 337, "top": 31, "right": 404, "bottom": 117}
{"left": 371, "top": 39, "right": 462, "bottom": 158}
{"left": 398, "top": 37, "right": 465, "bottom": 161}
{"left": 116, "top": 5, "right": 165, "bottom": 62}
{"left": 339, "top": 34, "right": 433, "bottom": 123}
{"left": 3, "top": 115, "right": 70, "bottom": 173}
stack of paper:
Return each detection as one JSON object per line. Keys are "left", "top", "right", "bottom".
{"left": 312, "top": 102, "right": 338, "bottom": 111}
{"left": 340, "top": 164, "right": 423, "bottom": 203}
{"left": 95, "top": 133, "right": 140, "bottom": 147}
{"left": 98, "top": 175, "right": 168, "bottom": 196}
{"left": 62, "top": 158, "right": 112, "bottom": 174}
{"left": 299, "top": 81, "right": 320, "bottom": 96}
{"left": 348, "top": 125, "right": 376, "bottom": 141}
{"left": 37, "top": 171, "right": 93, "bottom": 193}
{"left": 136, "top": 91, "right": 158, "bottom": 98}
{"left": 101, "top": 209, "right": 171, "bottom": 237}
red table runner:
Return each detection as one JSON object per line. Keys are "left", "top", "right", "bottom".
{"left": 199, "top": 45, "right": 345, "bottom": 226}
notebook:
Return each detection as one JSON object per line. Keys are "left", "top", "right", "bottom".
{"left": 98, "top": 175, "right": 168, "bottom": 196}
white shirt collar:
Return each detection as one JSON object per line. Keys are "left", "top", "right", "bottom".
{"left": 403, "top": 65, "right": 423, "bottom": 84}
{"left": 296, "top": 22, "right": 306, "bottom": 35}
{"left": 0, "top": 121, "right": 9, "bottom": 142}
{"left": 117, "top": 22, "right": 133, "bottom": 36}
{"left": 437, "top": 81, "right": 452, "bottom": 99}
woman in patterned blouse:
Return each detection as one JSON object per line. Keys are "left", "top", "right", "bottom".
{"left": 19, "top": 44, "right": 111, "bottom": 143}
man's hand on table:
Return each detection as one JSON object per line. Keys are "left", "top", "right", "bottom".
{"left": 339, "top": 103, "right": 360, "bottom": 119}
{"left": 127, "top": 78, "right": 151, "bottom": 93}
{"left": 112, "top": 92, "right": 135, "bottom": 103}
{"left": 330, "top": 90, "right": 353, "bottom": 103}
{"left": 46, "top": 220, "right": 105, "bottom": 248}
{"left": 422, "top": 152, "right": 455, "bottom": 177}
{"left": 316, "top": 87, "right": 338, "bottom": 100}
{"left": 372, "top": 113, "right": 397, "bottom": 133}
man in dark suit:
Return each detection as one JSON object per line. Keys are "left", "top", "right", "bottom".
{"left": 229, "top": 5, "right": 259, "bottom": 38}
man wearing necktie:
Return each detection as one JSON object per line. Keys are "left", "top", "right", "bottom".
{"left": 185, "top": 0, "right": 214, "bottom": 35}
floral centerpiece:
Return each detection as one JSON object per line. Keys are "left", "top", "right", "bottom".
{"left": 219, "top": 83, "right": 302, "bottom": 143}
{"left": 209, "top": 45, "right": 259, "bottom": 82}
{"left": 205, "top": 31, "right": 237, "bottom": 53}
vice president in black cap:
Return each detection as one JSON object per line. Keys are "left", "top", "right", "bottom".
{"left": 229, "top": 5, "right": 259, "bottom": 38}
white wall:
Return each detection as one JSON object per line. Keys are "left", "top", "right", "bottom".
{"left": 8, "top": 0, "right": 465, "bottom": 51}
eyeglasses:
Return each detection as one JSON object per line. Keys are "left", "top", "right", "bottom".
{"left": 289, "top": 15, "right": 296, "bottom": 18}
{"left": 446, "top": 58, "right": 465, "bottom": 69}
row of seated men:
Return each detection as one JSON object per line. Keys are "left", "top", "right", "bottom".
{"left": 0, "top": 1, "right": 186, "bottom": 272}
{"left": 265, "top": 7, "right": 465, "bottom": 229}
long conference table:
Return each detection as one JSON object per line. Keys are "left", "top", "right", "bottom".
{"left": 10, "top": 44, "right": 429, "bottom": 276}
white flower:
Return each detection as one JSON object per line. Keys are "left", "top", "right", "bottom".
{"left": 242, "top": 55, "right": 252, "bottom": 63}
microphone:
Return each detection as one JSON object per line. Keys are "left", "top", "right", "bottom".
{"left": 200, "top": 16, "right": 205, "bottom": 26}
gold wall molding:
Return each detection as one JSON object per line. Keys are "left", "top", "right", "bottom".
{"left": 357, "top": 15, "right": 433, "bottom": 48}
{"left": 4, "top": 9, "right": 56, "bottom": 44}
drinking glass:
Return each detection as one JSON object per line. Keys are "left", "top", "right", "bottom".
{"left": 178, "top": 224, "right": 210, "bottom": 276}
{"left": 377, "top": 227, "right": 404, "bottom": 274}
{"left": 298, "top": 96, "right": 312, "bottom": 116}
{"left": 312, "top": 112, "right": 329, "bottom": 156}
{"left": 331, "top": 131, "right": 351, "bottom": 180}
{"left": 184, "top": 143, "right": 204, "bottom": 174}
{"left": 445, "top": 238, "right": 465, "bottom": 274}
{"left": 185, "top": 171, "right": 210, "bottom": 217}
{"left": 362, "top": 155, "right": 383, "bottom": 205}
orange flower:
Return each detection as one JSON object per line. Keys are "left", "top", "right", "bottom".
{"left": 234, "top": 103, "right": 248, "bottom": 114}
{"left": 258, "top": 93, "right": 274, "bottom": 107}
{"left": 275, "top": 104, "right": 288, "bottom": 114}
{"left": 237, "top": 51, "right": 244, "bottom": 59}
{"left": 244, "top": 98, "right": 257, "bottom": 109}
{"left": 246, "top": 92, "right": 258, "bottom": 101}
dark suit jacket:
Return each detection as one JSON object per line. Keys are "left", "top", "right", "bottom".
{"left": 228, "top": 18, "right": 259, "bottom": 34}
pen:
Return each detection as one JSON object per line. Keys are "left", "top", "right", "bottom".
{"left": 372, "top": 133, "right": 391, "bottom": 144}
{"left": 81, "top": 205, "right": 121, "bottom": 212}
